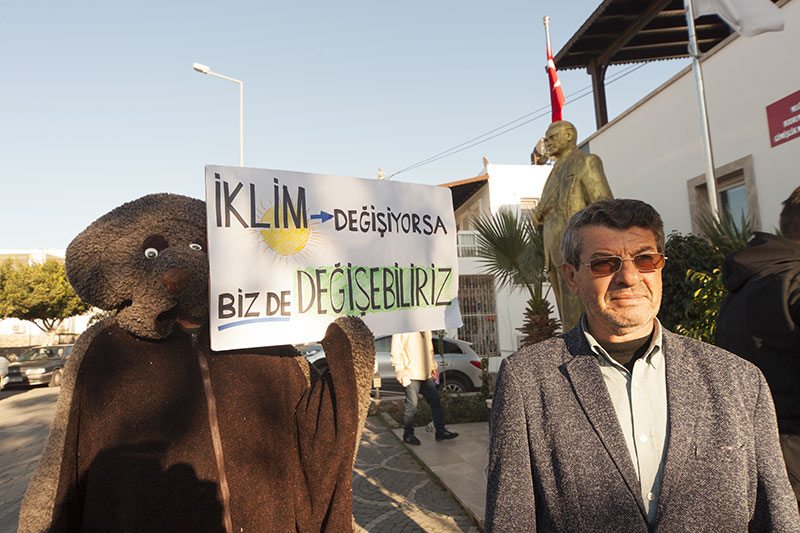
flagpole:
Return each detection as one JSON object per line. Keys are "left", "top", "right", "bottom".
{"left": 685, "top": 0, "right": 720, "bottom": 220}
{"left": 543, "top": 16, "right": 553, "bottom": 57}
{"left": 543, "top": 15, "right": 565, "bottom": 122}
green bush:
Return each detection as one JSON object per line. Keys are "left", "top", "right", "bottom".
{"left": 660, "top": 210, "right": 752, "bottom": 340}
{"left": 381, "top": 392, "right": 490, "bottom": 427}
{"left": 658, "top": 231, "right": 718, "bottom": 332}
{"left": 674, "top": 268, "right": 726, "bottom": 343}
{"left": 480, "top": 357, "right": 492, "bottom": 399}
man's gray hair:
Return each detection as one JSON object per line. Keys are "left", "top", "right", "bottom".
{"left": 561, "top": 199, "right": 665, "bottom": 267}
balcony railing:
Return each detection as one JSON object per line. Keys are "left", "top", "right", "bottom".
{"left": 457, "top": 230, "right": 480, "bottom": 257}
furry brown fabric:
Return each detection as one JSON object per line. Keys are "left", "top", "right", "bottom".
{"left": 17, "top": 318, "right": 109, "bottom": 531}
{"left": 19, "top": 193, "right": 375, "bottom": 532}
{"left": 324, "top": 316, "right": 376, "bottom": 462}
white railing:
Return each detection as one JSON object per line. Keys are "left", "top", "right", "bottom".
{"left": 457, "top": 230, "right": 480, "bottom": 257}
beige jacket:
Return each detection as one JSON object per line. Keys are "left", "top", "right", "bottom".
{"left": 390, "top": 331, "right": 437, "bottom": 382}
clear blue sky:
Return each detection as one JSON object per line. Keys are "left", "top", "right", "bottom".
{"left": 2, "top": 1, "right": 689, "bottom": 250}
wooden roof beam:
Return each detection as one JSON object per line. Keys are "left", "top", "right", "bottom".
{"left": 596, "top": 0, "right": 674, "bottom": 66}
{"left": 585, "top": 0, "right": 672, "bottom": 128}
{"left": 619, "top": 37, "right": 719, "bottom": 52}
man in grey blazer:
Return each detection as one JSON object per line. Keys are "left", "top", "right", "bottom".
{"left": 486, "top": 199, "right": 800, "bottom": 532}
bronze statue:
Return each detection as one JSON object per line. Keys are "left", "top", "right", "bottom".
{"left": 533, "top": 120, "right": 613, "bottom": 331}
{"left": 531, "top": 138, "right": 549, "bottom": 165}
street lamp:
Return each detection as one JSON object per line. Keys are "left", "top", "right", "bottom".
{"left": 192, "top": 62, "right": 244, "bottom": 167}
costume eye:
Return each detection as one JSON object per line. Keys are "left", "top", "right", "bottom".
{"left": 141, "top": 234, "right": 168, "bottom": 258}
{"left": 189, "top": 243, "right": 203, "bottom": 251}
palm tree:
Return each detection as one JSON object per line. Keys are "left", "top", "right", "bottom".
{"left": 471, "top": 208, "right": 560, "bottom": 346}
{"left": 471, "top": 208, "right": 543, "bottom": 300}
{"left": 694, "top": 208, "right": 753, "bottom": 260}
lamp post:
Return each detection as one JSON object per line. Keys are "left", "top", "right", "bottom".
{"left": 192, "top": 62, "right": 244, "bottom": 167}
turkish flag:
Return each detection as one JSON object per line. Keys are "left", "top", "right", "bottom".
{"left": 547, "top": 43, "right": 565, "bottom": 122}
{"left": 692, "top": 0, "right": 784, "bottom": 37}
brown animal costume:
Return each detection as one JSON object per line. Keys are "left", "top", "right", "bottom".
{"left": 18, "top": 193, "right": 375, "bottom": 532}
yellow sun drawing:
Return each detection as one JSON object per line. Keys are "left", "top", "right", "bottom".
{"left": 259, "top": 205, "right": 310, "bottom": 256}
{"left": 249, "top": 197, "right": 328, "bottom": 268}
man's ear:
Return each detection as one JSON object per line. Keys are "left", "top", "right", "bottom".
{"left": 561, "top": 262, "right": 581, "bottom": 296}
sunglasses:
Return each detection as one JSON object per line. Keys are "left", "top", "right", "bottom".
{"left": 580, "top": 253, "right": 666, "bottom": 276}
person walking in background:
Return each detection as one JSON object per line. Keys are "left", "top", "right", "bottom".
{"left": 486, "top": 199, "right": 799, "bottom": 531}
{"left": 716, "top": 185, "right": 800, "bottom": 503}
{"left": 391, "top": 331, "right": 458, "bottom": 445}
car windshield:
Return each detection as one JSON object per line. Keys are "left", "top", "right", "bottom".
{"left": 374, "top": 337, "right": 392, "bottom": 352}
{"left": 434, "top": 339, "right": 464, "bottom": 354}
{"left": 17, "top": 347, "right": 63, "bottom": 361}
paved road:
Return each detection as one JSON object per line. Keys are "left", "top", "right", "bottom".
{"left": 1, "top": 387, "right": 478, "bottom": 532}
{"left": 0, "top": 387, "right": 60, "bottom": 533}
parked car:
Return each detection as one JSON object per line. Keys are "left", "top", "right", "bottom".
{"left": 297, "top": 335, "right": 483, "bottom": 393}
{"left": 4, "top": 344, "right": 74, "bottom": 388}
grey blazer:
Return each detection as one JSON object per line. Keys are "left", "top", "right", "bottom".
{"left": 486, "top": 326, "right": 800, "bottom": 532}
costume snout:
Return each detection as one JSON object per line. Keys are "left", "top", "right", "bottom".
{"left": 162, "top": 268, "right": 190, "bottom": 295}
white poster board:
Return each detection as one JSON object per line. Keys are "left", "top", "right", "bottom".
{"left": 205, "top": 165, "right": 462, "bottom": 351}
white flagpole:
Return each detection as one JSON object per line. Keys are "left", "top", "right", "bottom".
{"left": 685, "top": 0, "right": 720, "bottom": 220}
{"left": 544, "top": 15, "right": 553, "bottom": 56}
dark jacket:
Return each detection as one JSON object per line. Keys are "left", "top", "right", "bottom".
{"left": 486, "top": 326, "right": 800, "bottom": 532}
{"left": 716, "top": 232, "right": 800, "bottom": 434}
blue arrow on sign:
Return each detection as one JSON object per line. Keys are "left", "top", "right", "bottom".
{"left": 310, "top": 211, "right": 333, "bottom": 223}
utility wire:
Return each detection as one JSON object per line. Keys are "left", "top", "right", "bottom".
{"left": 387, "top": 63, "right": 644, "bottom": 178}
{"left": 387, "top": 62, "right": 648, "bottom": 179}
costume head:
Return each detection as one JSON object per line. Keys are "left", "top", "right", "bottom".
{"left": 65, "top": 193, "right": 208, "bottom": 339}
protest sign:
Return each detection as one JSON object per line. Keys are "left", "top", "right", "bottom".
{"left": 205, "top": 165, "right": 462, "bottom": 351}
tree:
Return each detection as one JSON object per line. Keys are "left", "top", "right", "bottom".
{"left": 472, "top": 208, "right": 544, "bottom": 301}
{"left": 659, "top": 232, "right": 718, "bottom": 331}
{"left": 694, "top": 208, "right": 752, "bottom": 259}
{"left": 0, "top": 259, "right": 15, "bottom": 318}
{"left": 472, "top": 208, "right": 561, "bottom": 347}
{"left": 517, "top": 296, "right": 561, "bottom": 348}
{"left": 0, "top": 259, "right": 91, "bottom": 335}
{"left": 674, "top": 269, "right": 726, "bottom": 343}
{"left": 661, "top": 208, "right": 753, "bottom": 341}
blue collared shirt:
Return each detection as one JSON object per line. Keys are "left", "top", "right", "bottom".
{"left": 581, "top": 316, "right": 669, "bottom": 523}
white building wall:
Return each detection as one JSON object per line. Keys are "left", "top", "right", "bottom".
{"left": 484, "top": 163, "right": 550, "bottom": 213}
{"left": 0, "top": 249, "right": 65, "bottom": 265}
{"left": 455, "top": 182, "right": 490, "bottom": 231}
{"left": 583, "top": 0, "right": 800, "bottom": 234}
{"left": 453, "top": 164, "right": 558, "bottom": 372}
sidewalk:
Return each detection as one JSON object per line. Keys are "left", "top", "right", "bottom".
{"left": 377, "top": 414, "right": 490, "bottom": 530}
{"left": 391, "top": 422, "right": 489, "bottom": 529}
{"left": 354, "top": 417, "right": 482, "bottom": 532}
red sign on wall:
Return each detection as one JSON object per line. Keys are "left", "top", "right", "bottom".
{"left": 766, "top": 89, "right": 800, "bottom": 147}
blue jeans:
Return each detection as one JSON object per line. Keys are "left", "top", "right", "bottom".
{"left": 403, "top": 378, "right": 444, "bottom": 436}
